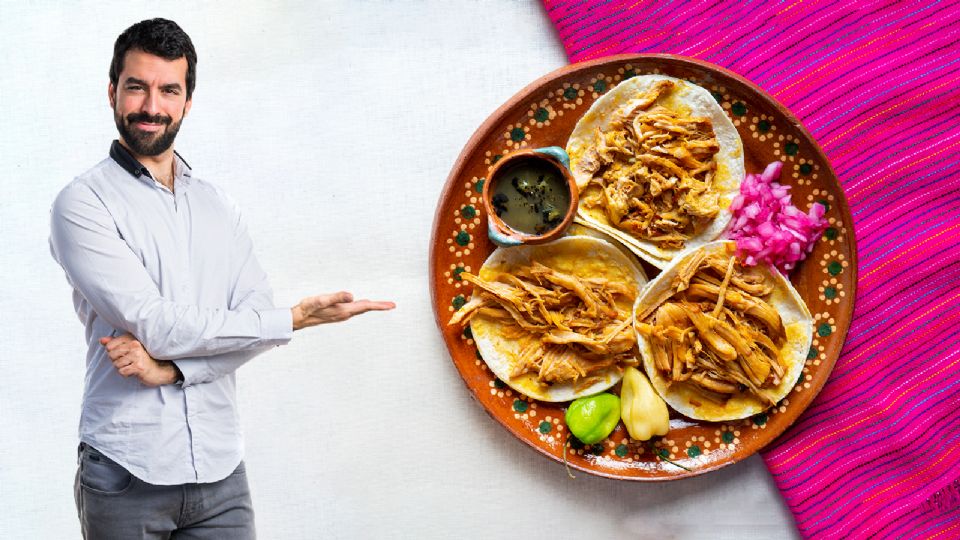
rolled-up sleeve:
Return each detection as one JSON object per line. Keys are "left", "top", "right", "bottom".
{"left": 49, "top": 182, "right": 293, "bottom": 361}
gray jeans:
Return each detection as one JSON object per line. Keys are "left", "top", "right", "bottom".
{"left": 74, "top": 443, "right": 255, "bottom": 539}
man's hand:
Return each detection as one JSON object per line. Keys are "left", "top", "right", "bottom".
{"left": 99, "top": 334, "right": 180, "bottom": 387}
{"left": 291, "top": 292, "right": 395, "bottom": 331}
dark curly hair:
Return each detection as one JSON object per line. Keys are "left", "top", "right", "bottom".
{"left": 110, "top": 18, "right": 197, "bottom": 99}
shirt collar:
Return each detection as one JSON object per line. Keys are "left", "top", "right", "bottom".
{"left": 109, "top": 140, "right": 193, "bottom": 185}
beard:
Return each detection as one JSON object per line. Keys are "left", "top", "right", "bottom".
{"left": 114, "top": 107, "right": 184, "bottom": 157}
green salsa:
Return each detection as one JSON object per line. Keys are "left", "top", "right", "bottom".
{"left": 490, "top": 159, "right": 570, "bottom": 235}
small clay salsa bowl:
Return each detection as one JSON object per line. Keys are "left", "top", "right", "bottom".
{"left": 482, "top": 146, "right": 579, "bottom": 247}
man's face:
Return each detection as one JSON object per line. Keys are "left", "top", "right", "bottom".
{"left": 109, "top": 49, "right": 192, "bottom": 157}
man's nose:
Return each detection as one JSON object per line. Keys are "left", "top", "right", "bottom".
{"left": 140, "top": 89, "right": 162, "bottom": 116}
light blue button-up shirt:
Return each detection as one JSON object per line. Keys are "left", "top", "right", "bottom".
{"left": 50, "top": 141, "right": 292, "bottom": 485}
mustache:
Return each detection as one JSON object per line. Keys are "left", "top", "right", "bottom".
{"left": 126, "top": 112, "right": 172, "bottom": 126}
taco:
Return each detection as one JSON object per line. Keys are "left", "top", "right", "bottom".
{"left": 448, "top": 236, "right": 647, "bottom": 402}
{"left": 566, "top": 74, "right": 745, "bottom": 268}
{"left": 633, "top": 241, "right": 812, "bottom": 421}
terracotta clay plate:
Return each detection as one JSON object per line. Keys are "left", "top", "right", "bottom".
{"left": 430, "top": 54, "right": 857, "bottom": 480}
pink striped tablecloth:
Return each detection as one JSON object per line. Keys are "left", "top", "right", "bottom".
{"left": 542, "top": 1, "right": 960, "bottom": 538}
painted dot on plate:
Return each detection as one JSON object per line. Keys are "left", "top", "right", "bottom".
{"left": 593, "top": 79, "right": 607, "bottom": 93}
{"left": 824, "top": 286, "right": 838, "bottom": 299}
{"left": 757, "top": 119, "right": 771, "bottom": 132}
{"left": 623, "top": 69, "right": 637, "bottom": 79}
{"left": 722, "top": 431, "right": 735, "bottom": 443}
{"left": 731, "top": 102, "right": 747, "bottom": 116}
{"left": 818, "top": 323, "right": 833, "bottom": 337}
{"left": 818, "top": 199, "right": 831, "bottom": 212}
{"left": 494, "top": 378, "right": 506, "bottom": 389}
{"left": 563, "top": 87, "right": 578, "bottom": 100}
{"left": 753, "top": 413, "right": 768, "bottom": 426}
{"left": 828, "top": 261, "right": 843, "bottom": 276}
{"left": 463, "top": 327, "right": 473, "bottom": 339}
{"left": 687, "top": 445, "right": 702, "bottom": 458}
{"left": 534, "top": 108, "right": 549, "bottom": 122}
{"left": 451, "top": 295, "right": 466, "bottom": 310}
{"left": 615, "top": 444, "right": 629, "bottom": 457}
{"left": 474, "top": 179, "right": 485, "bottom": 193}
{"left": 453, "top": 266, "right": 466, "bottom": 281}
{"left": 513, "top": 399, "right": 528, "bottom": 413}
{"left": 799, "top": 163, "right": 813, "bottom": 174}
{"left": 824, "top": 227, "right": 838, "bottom": 240}
{"left": 455, "top": 231, "right": 470, "bottom": 246}
{"left": 461, "top": 205, "right": 477, "bottom": 219}
{"left": 807, "top": 346, "right": 818, "bottom": 360}
{"left": 785, "top": 142, "right": 799, "bottom": 156}
{"left": 510, "top": 127, "right": 525, "bottom": 142}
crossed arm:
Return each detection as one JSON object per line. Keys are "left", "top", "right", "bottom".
{"left": 51, "top": 183, "right": 394, "bottom": 387}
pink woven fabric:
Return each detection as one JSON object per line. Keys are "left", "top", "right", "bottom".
{"left": 542, "top": 1, "right": 960, "bottom": 537}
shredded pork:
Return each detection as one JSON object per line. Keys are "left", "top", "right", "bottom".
{"left": 448, "top": 261, "right": 637, "bottom": 388}
{"left": 635, "top": 250, "right": 786, "bottom": 406}
{"left": 577, "top": 80, "right": 721, "bottom": 250}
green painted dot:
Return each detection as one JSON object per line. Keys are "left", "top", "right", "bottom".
{"left": 491, "top": 154, "right": 502, "bottom": 164}
{"left": 570, "top": 437, "right": 585, "bottom": 449}
{"left": 474, "top": 178, "right": 485, "bottom": 193}
{"left": 513, "top": 399, "right": 528, "bottom": 413}
{"left": 818, "top": 323, "right": 833, "bottom": 337}
{"left": 828, "top": 261, "right": 843, "bottom": 276}
{"left": 476, "top": 349, "right": 483, "bottom": 360}
{"left": 615, "top": 444, "right": 629, "bottom": 457}
{"left": 623, "top": 69, "right": 637, "bottom": 79}
{"left": 785, "top": 142, "right": 799, "bottom": 156}
{"left": 463, "top": 327, "right": 473, "bottom": 339}
{"left": 722, "top": 431, "right": 735, "bottom": 443}
{"left": 807, "top": 346, "right": 818, "bottom": 360}
{"left": 753, "top": 413, "right": 768, "bottom": 426}
{"left": 687, "top": 445, "right": 702, "bottom": 458}
{"left": 731, "top": 102, "right": 747, "bottom": 116}
{"left": 824, "top": 227, "right": 838, "bottom": 240}
{"left": 800, "top": 163, "right": 813, "bottom": 174}
{"left": 590, "top": 444, "right": 604, "bottom": 454}
{"left": 494, "top": 378, "right": 506, "bottom": 388}
{"left": 452, "top": 295, "right": 466, "bottom": 310}
{"left": 539, "top": 421, "right": 552, "bottom": 434}
{"left": 563, "top": 87, "right": 578, "bottom": 100}
{"left": 593, "top": 79, "right": 607, "bottom": 93}
{"left": 824, "top": 286, "right": 837, "bottom": 299}
{"left": 818, "top": 199, "right": 831, "bottom": 212}
{"left": 510, "top": 127, "right": 525, "bottom": 142}
{"left": 455, "top": 231, "right": 470, "bottom": 246}
{"left": 656, "top": 448, "right": 670, "bottom": 459}
{"left": 711, "top": 91, "right": 723, "bottom": 102}
{"left": 453, "top": 266, "right": 466, "bottom": 280}
{"left": 534, "top": 108, "right": 549, "bottom": 122}
{"left": 758, "top": 119, "right": 771, "bottom": 132}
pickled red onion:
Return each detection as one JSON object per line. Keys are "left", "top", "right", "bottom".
{"left": 725, "top": 161, "right": 828, "bottom": 274}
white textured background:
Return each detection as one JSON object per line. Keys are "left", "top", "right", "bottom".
{"left": 0, "top": 1, "right": 800, "bottom": 538}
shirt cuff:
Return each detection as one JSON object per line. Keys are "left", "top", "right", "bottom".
{"left": 259, "top": 307, "right": 294, "bottom": 343}
{"left": 173, "top": 360, "right": 211, "bottom": 388}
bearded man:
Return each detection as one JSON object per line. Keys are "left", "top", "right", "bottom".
{"left": 49, "top": 18, "right": 394, "bottom": 539}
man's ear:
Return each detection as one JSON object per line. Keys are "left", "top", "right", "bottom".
{"left": 108, "top": 82, "right": 116, "bottom": 109}
{"left": 183, "top": 97, "right": 192, "bottom": 119}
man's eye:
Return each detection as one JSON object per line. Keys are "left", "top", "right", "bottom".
{"left": 126, "top": 85, "right": 143, "bottom": 91}
{"left": 163, "top": 88, "right": 180, "bottom": 95}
